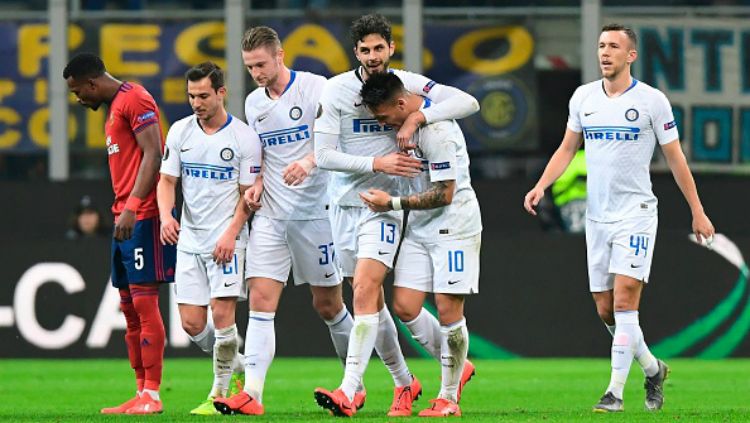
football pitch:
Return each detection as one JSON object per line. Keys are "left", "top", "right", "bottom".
{"left": 1, "top": 358, "right": 748, "bottom": 422}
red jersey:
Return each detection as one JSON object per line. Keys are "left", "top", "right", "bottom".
{"left": 105, "top": 82, "right": 162, "bottom": 221}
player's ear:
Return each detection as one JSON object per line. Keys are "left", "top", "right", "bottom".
{"left": 277, "top": 48, "right": 285, "bottom": 64}
{"left": 388, "top": 40, "right": 395, "bottom": 57}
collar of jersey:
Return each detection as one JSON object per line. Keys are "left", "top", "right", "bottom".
{"left": 601, "top": 77, "right": 638, "bottom": 97}
{"left": 265, "top": 70, "right": 296, "bottom": 99}
{"left": 196, "top": 114, "right": 232, "bottom": 134}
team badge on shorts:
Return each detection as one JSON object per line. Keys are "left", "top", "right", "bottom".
{"left": 625, "top": 108, "right": 639, "bottom": 122}
{"left": 220, "top": 147, "right": 234, "bottom": 161}
{"left": 289, "top": 106, "right": 303, "bottom": 120}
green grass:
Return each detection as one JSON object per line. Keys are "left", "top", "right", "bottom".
{"left": 1, "top": 358, "right": 749, "bottom": 422}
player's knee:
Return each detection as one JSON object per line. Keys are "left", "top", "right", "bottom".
{"left": 435, "top": 299, "right": 462, "bottom": 324}
{"left": 312, "top": 295, "right": 342, "bottom": 321}
{"left": 392, "top": 298, "right": 420, "bottom": 322}
{"left": 181, "top": 318, "right": 206, "bottom": 337}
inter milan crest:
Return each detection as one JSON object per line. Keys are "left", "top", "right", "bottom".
{"left": 220, "top": 147, "right": 234, "bottom": 161}
{"left": 289, "top": 106, "right": 303, "bottom": 120}
{"left": 625, "top": 108, "right": 639, "bottom": 122}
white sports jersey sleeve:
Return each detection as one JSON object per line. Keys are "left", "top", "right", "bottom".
{"left": 395, "top": 69, "right": 480, "bottom": 124}
{"left": 651, "top": 91, "right": 679, "bottom": 145}
{"left": 566, "top": 86, "right": 585, "bottom": 133}
{"left": 238, "top": 124, "right": 262, "bottom": 186}
{"left": 160, "top": 119, "right": 187, "bottom": 177}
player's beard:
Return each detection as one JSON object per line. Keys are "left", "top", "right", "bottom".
{"left": 362, "top": 58, "right": 390, "bottom": 77}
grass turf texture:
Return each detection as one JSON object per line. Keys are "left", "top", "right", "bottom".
{"left": 1, "top": 358, "right": 748, "bottom": 422}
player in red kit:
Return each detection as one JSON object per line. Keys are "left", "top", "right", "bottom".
{"left": 64, "top": 53, "right": 176, "bottom": 415}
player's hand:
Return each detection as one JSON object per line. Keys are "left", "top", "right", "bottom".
{"left": 523, "top": 187, "right": 545, "bottom": 216}
{"left": 114, "top": 209, "right": 137, "bottom": 241}
{"left": 359, "top": 189, "right": 392, "bottom": 212}
{"left": 160, "top": 215, "right": 180, "bottom": 245}
{"left": 213, "top": 232, "right": 236, "bottom": 264}
{"left": 243, "top": 179, "right": 263, "bottom": 211}
{"left": 396, "top": 111, "right": 424, "bottom": 151}
{"left": 692, "top": 212, "right": 715, "bottom": 245}
{"left": 282, "top": 157, "right": 315, "bottom": 186}
{"left": 373, "top": 152, "right": 422, "bottom": 177}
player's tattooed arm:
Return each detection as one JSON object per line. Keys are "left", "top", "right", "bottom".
{"left": 401, "top": 180, "right": 455, "bottom": 210}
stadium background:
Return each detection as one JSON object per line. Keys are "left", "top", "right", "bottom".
{"left": 1, "top": 0, "right": 749, "bottom": 361}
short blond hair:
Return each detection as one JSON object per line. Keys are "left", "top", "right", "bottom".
{"left": 242, "top": 26, "right": 282, "bottom": 52}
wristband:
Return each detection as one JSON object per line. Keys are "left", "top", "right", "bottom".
{"left": 390, "top": 196, "right": 402, "bottom": 211}
{"left": 125, "top": 196, "right": 143, "bottom": 212}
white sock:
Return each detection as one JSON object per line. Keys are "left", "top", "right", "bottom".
{"left": 142, "top": 388, "right": 160, "bottom": 401}
{"left": 189, "top": 321, "right": 215, "bottom": 354}
{"left": 438, "top": 319, "right": 469, "bottom": 402}
{"left": 211, "top": 324, "right": 238, "bottom": 398}
{"left": 635, "top": 334, "right": 659, "bottom": 377}
{"left": 607, "top": 311, "right": 639, "bottom": 399}
{"left": 324, "top": 306, "right": 353, "bottom": 366}
{"left": 340, "top": 313, "right": 379, "bottom": 402}
{"left": 244, "top": 311, "right": 276, "bottom": 403}
{"left": 605, "top": 321, "right": 658, "bottom": 376}
{"left": 374, "top": 306, "right": 412, "bottom": 387}
{"left": 403, "top": 308, "right": 442, "bottom": 359}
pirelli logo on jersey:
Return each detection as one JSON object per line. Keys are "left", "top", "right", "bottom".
{"left": 182, "top": 162, "right": 234, "bottom": 180}
{"left": 259, "top": 125, "right": 311, "bottom": 147}
{"left": 582, "top": 126, "right": 640, "bottom": 141}
{"left": 353, "top": 119, "right": 393, "bottom": 133}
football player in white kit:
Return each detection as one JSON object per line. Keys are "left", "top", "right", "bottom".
{"left": 214, "top": 26, "right": 364, "bottom": 416}
{"left": 358, "top": 72, "right": 482, "bottom": 417}
{"left": 311, "top": 14, "right": 480, "bottom": 417}
{"left": 523, "top": 24, "right": 714, "bottom": 412}
{"left": 157, "top": 62, "right": 263, "bottom": 415}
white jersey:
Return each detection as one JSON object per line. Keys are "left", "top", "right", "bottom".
{"left": 160, "top": 114, "right": 263, "bottom": 253}
{"left": 407, "top": 101, "right": 482, "bottom": 242}
{"left": 245, "top": 70, "right": 329, "bottom": 220}
{"left": 567, "top": 78, "right": 678, "bottom": 223}
{"left": 315, "top": 68, "right": 445, "bottom": 207}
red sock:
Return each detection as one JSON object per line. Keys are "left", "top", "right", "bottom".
{"left": 130, "top": 284, "right": 165, "bottom": 392}
{"left": 119, "top": 289, "right": 145, "bottom": 391}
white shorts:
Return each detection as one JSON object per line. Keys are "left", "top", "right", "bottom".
{"left": 586, "top": 215, "right": 658, "bottom": 292}
{"left": 245, "top": 215, "right": 341, "bottom": 287}
{"left": 394, "top": 234, "right": 481, "bottom": 294}
{"left": 174, "top": 249, "right": 247, "bottom": 305}
{"left": 330, "top": 205, "right": 403, "bottom": 277}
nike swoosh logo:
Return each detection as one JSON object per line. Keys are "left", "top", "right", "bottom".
{"left": 224, "top": 282, "right": 237, "bottom": 287}
{"left": 258, "top": 115, "right": 268, "bottom": 122}
{"left": 378, "top": 250, "right": 390, "bottom": 255}
{"left": 447, "top": 280, "right": 461, "bottom": 285}
{"left": 630, "top": 264, "right": 642, "bottom": 268}
{"left": 180, "top": 147, "right": 192, "bottom": 152}
{"left": 584, "top": 111, "right": 597, "bottom": 116}
{"left": 324, "top": 272, "right": 335, "bottom": 278}
{"left": 354, "top": 102, "right": 362, "bottom": 107}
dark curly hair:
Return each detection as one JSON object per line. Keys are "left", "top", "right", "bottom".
{"left": 63, "top": 53, "right": 105, "bottom": 80}
{"left": 350, "top": 14, "right": 392, "bottom": 47}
